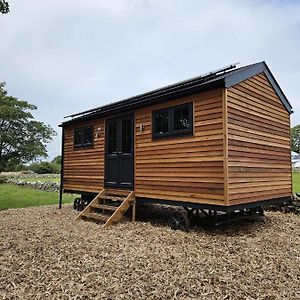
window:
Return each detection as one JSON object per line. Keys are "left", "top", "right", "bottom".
{"left": 153, "top": 102, "right": 193, "bottom": 139}
{"left": 107, "top": 121, "right": 117, "bottom": 153}
{"left": 74, "top": 126, "right": 93, "bottom": 148}
{"left": 122, "top": 118, "right": 132, "bottom": 153}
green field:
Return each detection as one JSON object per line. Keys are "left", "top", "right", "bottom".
{"left": 0, "top": 184, "right": 76, "bottom": 210}
{"left": 293, "top": 172, "right": 300, "bottom": 193}
{"left": 16, "top": 177, "right": 60, "bottom": 182}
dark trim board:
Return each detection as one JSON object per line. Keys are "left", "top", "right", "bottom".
{"left": 137, "top": 196, "right": 293, "bottom": 212}
{"left": 58, "top": 127, "right": 65, "bottom": 209}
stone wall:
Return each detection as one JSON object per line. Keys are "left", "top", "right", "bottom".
{"left": 4, "top": 178, "right": 60, "bottom": 192}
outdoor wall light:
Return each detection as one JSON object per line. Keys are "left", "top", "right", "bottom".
{"left": 139, "top": 123, "right": 144, "bottom": 132}
{"left": 96, "top": 127, "right": 101, "bottom": 138}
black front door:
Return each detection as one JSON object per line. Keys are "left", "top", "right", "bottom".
{"left": 105, "top": 114, "right": 134, "bottom": 189}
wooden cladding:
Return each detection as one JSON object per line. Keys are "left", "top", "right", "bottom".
{"left": 63, "top": 119, "right": 104, "bottom": 192}
{"left": 62, "top": 71, "right": 292, "bottom": 208}
{"left": 227, "top": 73, "right": 291, "bottom": 205}
{"left": 135, "top": 89, "right": 225, "bottom": 205}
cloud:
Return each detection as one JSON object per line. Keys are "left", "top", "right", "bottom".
{"left": 0, "top": 0, "right": 299, "bottom": 159}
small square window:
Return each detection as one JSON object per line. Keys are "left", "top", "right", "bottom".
{"left": 74, "top": 126, "right": 93, "bottom": 148}
{"left": 154, "top": 110, "right": 169, "bottom": 136}
{"left": 174, "top": 105, "right": 191, "bottom": 132}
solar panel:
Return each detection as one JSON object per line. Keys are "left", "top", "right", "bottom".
{"left": 65, "top": 62, "right": 240, "bottom": 119}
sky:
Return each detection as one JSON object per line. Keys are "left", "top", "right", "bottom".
{"left": 0, "top": 0, "right": 299, "bottom": 160}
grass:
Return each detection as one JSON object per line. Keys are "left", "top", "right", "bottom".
{"left": 293, "top": 172, "right": 300, "bottom": 193}
{"left": 16, "top": 177, "right": 60, "bottom": 182}
{"left": 0, "top": 172, "right": 298, "bottom": 211}
{"left": 0, "top": 184, "right": 76, "bottom": 210}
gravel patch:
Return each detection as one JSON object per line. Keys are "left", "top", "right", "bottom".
{"left": 1, "top": 205, "right": 300, "bottom": 299}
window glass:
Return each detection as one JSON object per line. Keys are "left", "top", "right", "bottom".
{"left": 154, "top": 110, "right": 169, "bottom": 135}
{"left": 74, "top": 130, "right": 84, "bottom": 146}
{"left": 174, "top": 105, "right": 191, "bottom": 131}
{"left": 108, "top": 121, "right": 117, "bottom": 153}
{"left": 74, "top": 126, "right": 93, "bottom": 148}
{"left": 84, "top": 128, "right": 92, "bottom": 145}
{"left": 122, "top": 119, "right": 132, "bottom": 153}
{"left": 153, "top": 102, "right": 192, "bottom": 139}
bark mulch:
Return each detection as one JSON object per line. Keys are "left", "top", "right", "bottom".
{"left": 1, "top": 205, "right": 300, "bottom": 299}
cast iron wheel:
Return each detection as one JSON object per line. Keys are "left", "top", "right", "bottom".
{"left": 168, "top": 211, "right": 190, "bottom": 232}
{"left": 73, "top": 198, "right": 81, "bottom": 211}
{"left": 78, "top": 198, "right": 85, "bottom": 211}
{"left": 184, "top": 207, "right": 200, "bottom": 217}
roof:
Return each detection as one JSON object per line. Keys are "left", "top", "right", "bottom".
{"left": 61, "top": 61, "right": 293, "bottom": 126}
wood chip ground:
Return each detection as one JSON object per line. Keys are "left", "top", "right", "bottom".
{"left": 1, "top": 205, "right": 300, "bottom": 299}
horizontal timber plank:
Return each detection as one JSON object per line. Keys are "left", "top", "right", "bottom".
{"left": 228, "top": 134, "right": 290, "bottom": 149}
{"left": 228, "top": 107, "right": 289, "bottom": 132}
{"left": 227, "top": 91, "right": 288, "bottom": 120}
{"left": 228, "top": 139, "right": 290, "bottom": 154}
{"left": 136, "top": 171, "right": 224, "bottom": 176}
{"left": 137, "top": 156, "right": 224, "bottom": 164}
{"left": 228, "top": 161, "right": 290, "bottom": 168}
{"left": 229, "top": 180, "right": 291, "bottom": 189}
{"left": 229, "top": 192, "right": 291, "bottom": 205}
{"left": 228, "top": 145, "right": 290, "bottom": 157}
{"left": 136, "top": 139, "right": 223, "bottom": 151}
{"left": 228, "top": 176, "right": 291, "bottom": 183}
{"left": 228, "top": 151, "right": 290, "bottom": 162}
{"left": 136, "top": 181, "right": 224, "bottom": 194}
{"left": 229, "top": 167, "right": 291, "bottom": 173}
{"left": 227, "top": 101, "right": 289, "bottom": 126}
{"left": 135, "top": 176, "right": 224, "bottom": 184}
{"left": 135, "top": 188, "right": 225, "bottom": 201}
{"left": 229, "top": 186, "right": 291, "bottom": 195}
{"left": 227, "top": 117, "right": 289, "bottom": 137}
{"left": 229, "top": 189, "right": 291, "bottom": 202}
{"left": 137, "top": 145, "right": 223, "bottom": 155}
{"left": 136, "top": 151, "right": 223, "bottom": 160}
{"left": 228, "top": 123, "right": 289, "bottom": 142}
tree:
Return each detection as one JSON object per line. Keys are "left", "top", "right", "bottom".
{"left": 291, "top": 124, "right": 300, "bottom": 153}
{"left": 0, "top": 82, "right": 56, "bottom": 171}
{"left": 52, "top": 155, "right": 61, "bottom": 165}
{"left": 0, "top": 0, "right": 9, "bottom": 14}
{"left": 291, "top": 125, "right": 300, "bottom": 153}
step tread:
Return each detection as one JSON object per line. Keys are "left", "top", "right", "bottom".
{"left": 91, "top": 203, "right": 118, "bottom": 211}
{"left": 103, "top": 195, "right": 126, "bottom": 202}
{"left": 84, "top": 212, "right": 109, "bottom": 222}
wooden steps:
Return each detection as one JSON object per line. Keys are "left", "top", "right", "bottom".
{"left": 76, "top": 189, "right": 135, "bottom": 227}
{"left": 83, "top": 212, "right": 109, "bottom": 222}
{"left": 90, "top": 203, "right": 118, "bottom": 211}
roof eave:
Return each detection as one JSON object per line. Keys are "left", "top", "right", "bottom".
{"left": 60, "top": 79, "right": 225, "bottom": 127}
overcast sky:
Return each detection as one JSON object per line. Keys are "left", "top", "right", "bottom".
{"left": 1, "top": 0, "right": 299, "bottom": 159}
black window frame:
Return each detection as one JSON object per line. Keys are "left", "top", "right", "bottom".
{"left": 74, "top": 125, "right": 94, "bottom": 149}
{"left": 152, "top": 102, "right": 193, "bottom": 139}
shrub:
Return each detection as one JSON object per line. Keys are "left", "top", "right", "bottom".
{"left": 14, "top": 164, "right": 27, "bottom": 172}
{"left": 27, "top": 161, "right": 61, "bottom": 174}
{"left": 28, "top": 162, "right": 53, "bottom": 174}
